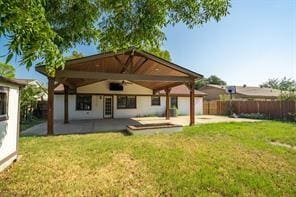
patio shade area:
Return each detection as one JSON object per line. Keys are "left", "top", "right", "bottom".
{"left": 21, "top": 115, "right": 260, "bottom": 136}
{"left": 36, "top": 48, "right": 203, "bottom": 135}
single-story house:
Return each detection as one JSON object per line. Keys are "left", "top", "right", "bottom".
{"left": 0, "top": 77, "right": 24, "bottom": 172}
{"left": 53, "top": 83, "right": 206, "bottom": 120}
{"left": 199, "top": 84, "right": 283, "bottom": 101}
{"left": 36, "top": 48, "right": 204, "bottom": 134}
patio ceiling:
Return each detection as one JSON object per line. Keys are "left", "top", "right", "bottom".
{"left": 36, "top": 48, "right": 203, "bottom": 91}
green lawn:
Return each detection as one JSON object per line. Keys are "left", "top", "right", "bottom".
{"left": 1, "top": 121, "right": 295, "bottom": 196}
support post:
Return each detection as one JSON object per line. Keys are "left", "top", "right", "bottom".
{"left": 64, "top": 84, "right": 69, "bottom": 124}
{"left": 186, "top": 81, "right": 195, "bottom": 126}
{"left": 47, "top": 77, "right": 55, "bottom": 135}
{"left": 165, "top": 88, "right": 171, "bottom": 120}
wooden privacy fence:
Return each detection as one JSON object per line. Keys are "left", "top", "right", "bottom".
{"left": 203, "top": 100, "right": 296, "bottom": 119}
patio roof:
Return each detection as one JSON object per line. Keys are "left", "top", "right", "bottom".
{"left": 36, "top": 48, "right": 203, "bottom": 91}
{"left": 36, "top": 48, "right": 202, "bottom": 135}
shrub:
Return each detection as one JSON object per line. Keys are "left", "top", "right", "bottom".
{"left": 239, "top": 113, "right": 267, "bottom": 120}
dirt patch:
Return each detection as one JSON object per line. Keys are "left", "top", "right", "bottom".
{"left": 270, "top": 141, "right": 296, "bottom": 150}
{"left": 90, "top": 153, "right": 159, "bottom": 195}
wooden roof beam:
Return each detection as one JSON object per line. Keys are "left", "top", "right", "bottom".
{"left": 55, "top": 70, "right": 192, "bottom": 82}
{"left": 76, "top": 79, "right": 106, "bottom": 87}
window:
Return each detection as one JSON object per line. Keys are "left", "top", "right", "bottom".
{"left": 170, "top": 96, "right": 178, "bottom": 108}
{"left": 117, "top": 96, "right": 136, "bottom": 109}
{"left": 151, "top": 96, "right": 160, "bottom": 106}
{"left": 76, "top": 95, "right": 92, "bottom": 111}
{"left": 0, "top": 87, "right": 9, "bottom": 121}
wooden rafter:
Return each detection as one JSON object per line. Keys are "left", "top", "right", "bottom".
{"left": 133, "top": 58, "right": 148, "bottom": 73}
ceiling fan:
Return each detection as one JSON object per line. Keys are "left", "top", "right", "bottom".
{"left": 121, "top": 80, "right": 133, "bottom": 86}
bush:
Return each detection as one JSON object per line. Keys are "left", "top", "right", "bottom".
{"left": 239, "top": 113, "right": 267, "bottom": 120}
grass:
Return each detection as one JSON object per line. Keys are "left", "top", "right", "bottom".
{"left": 1, "top": 121, "right": 295, "bottom": 196}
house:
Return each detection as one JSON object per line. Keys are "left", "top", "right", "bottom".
{"left": 0, "top": 77, "right": 24, "bottom": 172}
{"left": 36, "top": 48, "right": 204, "bottom": 134}
{"left": 53, "top": 83, "right": 206, "bottom": 120}
{"left": 14, "top": 79, "right": 48, "bottom": 101}
{"left": 199, "top": 84, "right": 282, "bottom": 101}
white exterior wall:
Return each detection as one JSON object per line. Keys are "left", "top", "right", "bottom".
{"left": 177, "top": 97, "right": 203, "bottom": 115}
{"left": 113, "top": 96, "right": 166, "bottom": 118}
{"left": 0, "top": 82, "right": 19, "bottom": 172}
{"left": 54, "top": 95, "right": 104, "bottom": 120}
{"left": 54, "top": 80, "right": 203, "bottom": 120}
{"left": 77, "top": 80, "right": 153, "bottom": 95}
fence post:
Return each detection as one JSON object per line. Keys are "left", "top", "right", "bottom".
{"left": 257, "top": 101, "right": 260, "bottom": 113}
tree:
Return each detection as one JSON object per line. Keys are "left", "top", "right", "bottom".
{"left": 261, "top": 77, "right": 296, "bottom": 91}
{"left": 0, "top": 62, "right": 15, "bottom": 78}
{"left": 261, "top": 77, "right": 296, "bottom": 101}
{"left": 207, "top": 75, "right": 227, "bottom": 85}
{"left": 20, "top": 84, "right": 44, "bottom": 121}
{"left": 145, "top": 47, "right": 171, "bottom": 61}
{"left": 195, "top": 75, "right": 226, "bottom": 89}
{"left": 0, "top": 0, "right": 230, "bottom": 75}
{"left": 64, "top": 51, "right": 84, "bottom": 60}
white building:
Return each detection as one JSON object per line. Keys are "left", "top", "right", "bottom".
{"left": 36, "top": 48, "right": 205, "bottom": 134}
{"left": 0, "top": 77, "right": 23, "bottom": 172}
{"left": 54, "top": 81, "right": 205, "bottom": 120}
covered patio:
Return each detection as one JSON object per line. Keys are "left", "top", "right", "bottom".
{"left": 22, "top": 115, "right": 260, "bottom": 136}
{"left": 36, "top": 48, "right": 203, "bottom": 135}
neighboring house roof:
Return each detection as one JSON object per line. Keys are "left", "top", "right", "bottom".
{"left": 201, "top": 84, "right": 282, "bottom": 98}
{"left": 0, "top": 76, "right": 26, "bottom": 86}
{"left": 14, "top": 79, "right": 48, "bottom": 93}
{"left": 159, "top": 85, "right": 206, "bottom": 96}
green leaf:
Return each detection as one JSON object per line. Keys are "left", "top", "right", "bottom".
{"left": 5, "top": 53, "right": 13, "bottom": 64}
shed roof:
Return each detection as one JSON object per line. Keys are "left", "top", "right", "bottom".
{"left": 13, "top": 79, "right": 35, "bottom": 84}
{"left": 0, "top": 77, "right": 26, "bottom": 86}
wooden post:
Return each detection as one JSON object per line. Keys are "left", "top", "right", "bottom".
{"left": 64, "top": 84, "right": 69, "bottom": 124}
{"left": 189, "top": 81, "right": 195, "bottom": 126}
{"left": 165, "top": 88, "right": 171, "bottom": 120}
{"left": 47, "top": 77, "right": 54, "bottom": 135}
{"left": 186, "top": 81, "right": 195, "bottom": 126}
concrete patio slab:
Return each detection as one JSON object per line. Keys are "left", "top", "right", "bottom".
{"left": 21, "top": 115, "right": 260, "bottom": 136}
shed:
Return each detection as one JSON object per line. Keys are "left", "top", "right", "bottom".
{"left": 0, "top": 77, "right": 24, "bottom": 172}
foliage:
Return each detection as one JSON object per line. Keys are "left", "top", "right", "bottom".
{"left": 219, "top": 94, "right": 232, "bottom": 101}
{"left": 1, "top": 122, "right": 295, "bottom": 195}
{"left": 0, "top": 0, "right": 230, "bottom": 75}
{"left": 64, "top": 50, "right": 84, "bottom": 60}
{"left": 279, "top": 91, "right": 296, "bottom": 101}
{"left": 261, "top": 77, "right": 296, "bottom": 101}
{"left": 20, "top": 84, "right": 44, "bottom": 121}
{"left": 261, "top": 77, "right": 296, "bottom": 91}
{"left": 239, "top": 113, "right": 267, "bottom": 120}
{"left": 288, "top": 112, "right": 296, "bottom": 122}
{"left": 195, "top": 75, "right": 227, "bottom": 89}
{"left": 0, "top": 62, "right": 15, "bottom": 78}
{"left": 144, "top": 47, "right": 171, "bottom": 61}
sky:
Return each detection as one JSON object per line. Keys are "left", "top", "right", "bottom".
{"left": 1, "top": 0, "right": 295, "bottom": 86}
